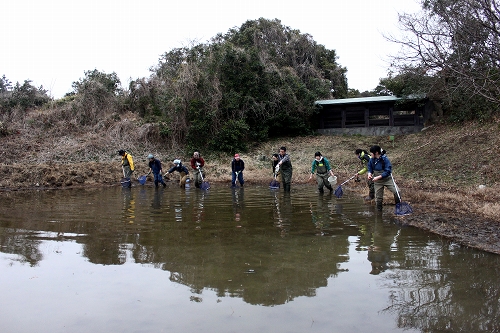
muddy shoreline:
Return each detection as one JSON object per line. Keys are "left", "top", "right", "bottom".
{"left": 1, "top": 161, "right": 499, "bottom": 255}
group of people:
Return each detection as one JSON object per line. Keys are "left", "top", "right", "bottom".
{"left": 118, "top": 150, "right": 206, "bottom": 189}
{"left": 119, "top": 143, "right": 401, "bottom": 211}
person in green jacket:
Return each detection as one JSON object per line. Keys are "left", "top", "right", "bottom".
{"left": 354, "top": 148, "right": 375, "bottom": 200}
{"left": 308, "top": 151, "right": 335, "bottom": 194}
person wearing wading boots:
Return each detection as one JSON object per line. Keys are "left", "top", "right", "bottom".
{"left": 354, "top": 149, "right": 375, "bottom": 201}
{"left": 367, "top": 145, "right": 400, "bottom": 211}
{"left": 118, "top": 149, "right": 135, "bottom": 187}
{"left": 231, "top": 154, "right": 245, "bottom": 187}
{"left": 190, "top": 152, "right": 205, "bottom": 188}
{"left": 164, "top": 159, "right": 189, "bottom": 188}
{"left": 308, "top": 151, "right": 335, "bottom": 194}
{"left": 147, "top": 154, "right": 166, "bottom": 188}
{"left": 276, "top": 146, "right": 292, "bottom": 192}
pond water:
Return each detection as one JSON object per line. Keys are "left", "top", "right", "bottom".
{"left": 0, "top": 184, "right": 499, "bottom": 333}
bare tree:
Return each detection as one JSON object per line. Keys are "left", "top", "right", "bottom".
{"left": 388, "top": 0, "right": 500, "bottom": 105}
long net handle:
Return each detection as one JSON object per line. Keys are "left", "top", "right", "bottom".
{"left": 197, "top": 167, "right": 204, "bottom": 181}
{"left": 391, "top": 174, "right": 402, "bottom": 201}
{"left": 340, "top": 175, "right": 357, "bottom": 186}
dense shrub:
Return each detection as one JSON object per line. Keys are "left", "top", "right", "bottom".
{"left": 70, "top": 70, "right": 123, "bottom": 125}
{"left": 130, "top": 18, "right": 347, "bottom": 153}
{"left": 0, "top": 75, "right": 51, "bottom": 118}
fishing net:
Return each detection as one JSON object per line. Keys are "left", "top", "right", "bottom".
{"left": 395, "top": 202, "right": 413, "bottom": 216}
{"left": 138, "top": 175, "right": 147, "bottom": 185}
{"left": 269, "top": 173, "right": 280, "bottom": 189}
{"left": 333, "top": 175, "right": 356, "bottom": 198}
{"left": 269, "top": 179, "right": 280, "bottom": 189}
{"left": 390, "top": 174, "right": 412, "bottom": 215}
{"left": 199, "top": 170, "right": 210, "bottom": 190}
{"left": 334, "top": 186, "right": 343, "bottom": 198}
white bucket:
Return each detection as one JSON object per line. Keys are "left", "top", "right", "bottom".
{"left": 328, "top": 175, "right": 337, "bottom": 184}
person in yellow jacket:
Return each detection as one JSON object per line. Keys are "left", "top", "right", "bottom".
{"left": 118, "top": 150, "right": 135, "bottom": 185}
{"left": 354, "top": 148, "right": 374, "bottom": 200}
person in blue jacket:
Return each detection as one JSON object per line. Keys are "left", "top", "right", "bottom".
{"left": 147, "top": 154, "right": 166, "bottom": 188}
{"left": 231, "top": 153, "right": 245, "bottom": 187}
{"left": 367, "top": 145, "right": 400, "bottom": 211}
{"left": 164, "top": 159, "right": 189, "bottom": 188}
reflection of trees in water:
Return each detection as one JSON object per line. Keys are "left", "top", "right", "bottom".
{"left": 381, "top": 245, "right": 500, "bottom": 332}
{"left": 326, "top": 206, "right": 500, "bottom": 331}
{"left": 126, "top": 190, "right": 352, "bottom": 306}
{"left": 0, "top": 229, "right": 43, "bottom": 266}
{"left": 82, "top": 188, "right": 137, "bottom": 265}
{"left": 3, "top": 187, "right": 500, "bottom": 323}
{"left": 82, "top": 236, "right": 127, "bottom": 265}
{"left": 147, "top": 232, "right": 350, "bottom": 306}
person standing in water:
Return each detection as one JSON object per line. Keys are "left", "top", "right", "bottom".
{"left": 276, "top": 146, "right": 292, "bottom": 192}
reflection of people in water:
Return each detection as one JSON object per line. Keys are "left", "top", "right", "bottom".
{"left": 231, "top": 187, "right": 244, "bottom": 225}
{"left": 309, "top": 196, "right": 331, "bottom": 236}
{"left": 272, "top": 191, "right": 292, "bottom": 237}
{"left": 151, "top": 188, "right": 161, "bottom": 209}
{"left": 366, "top": 218, "right": 399, "bottom": 275}
{"left": 122, "top": 187, "right": 136, "bottom": 224}
{"left": 193, "top": 190, "right": 206, "bottom": 228}
{"left": 367, "top": 246, "right": 390, "bottom": 275}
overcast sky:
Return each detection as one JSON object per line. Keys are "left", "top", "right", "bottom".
{"left": 3, "top": 0, "right": 420, "bottom": 98}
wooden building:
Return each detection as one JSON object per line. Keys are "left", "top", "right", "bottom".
{"left": 314, "top": 96, "right": 428, "bottom": 135}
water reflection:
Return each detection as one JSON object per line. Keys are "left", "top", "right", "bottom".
{"left": 0, "top": 186, "right": 499, "bottom": 332}
{"left": 231, "top": 186, "right": 244, "bottom": 224}
{"left": 272, "top": 190, "right": 293, "bottom": 237}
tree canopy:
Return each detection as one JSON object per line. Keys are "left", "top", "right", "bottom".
{"left": 131, "top": 18, "right": 347, "bottom": 152}
{"left": 383, "top": 0, "right": 500, "bottom": 121}
{"left": 0, "top": 75, "right": 50, "bottom": 114}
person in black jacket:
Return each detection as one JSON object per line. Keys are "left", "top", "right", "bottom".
{"left": 231, "top": 154, "right": 245, "bottom": 187}
{"left": 147, "top": 153, "right": 166, "bottom": 188}
{"left": 276, "top": 146, "right": 292, "bottom": 192}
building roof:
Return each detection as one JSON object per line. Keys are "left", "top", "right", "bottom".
{"left": 315, "top": 96, "right": 401, "bottom": 106}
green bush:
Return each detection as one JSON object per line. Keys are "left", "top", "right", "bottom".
{"left": 133, "top": 18, "right": 347, "bottom": 152}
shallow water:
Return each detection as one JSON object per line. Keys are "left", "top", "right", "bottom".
{"left": 0, "top": 184, "right": 498, "bottom": 333}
